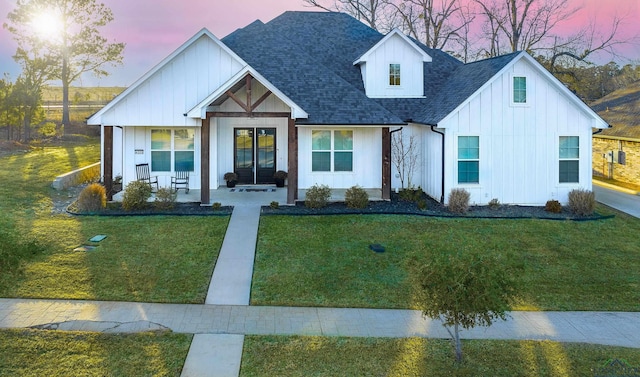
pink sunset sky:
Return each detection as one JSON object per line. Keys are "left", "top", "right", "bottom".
{"left": 0, "top": 0, "right": 638, "bottom": 87}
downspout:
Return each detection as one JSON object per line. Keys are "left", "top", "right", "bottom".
{"left": 430, "top": 125, "right": 445, "bottom": 203}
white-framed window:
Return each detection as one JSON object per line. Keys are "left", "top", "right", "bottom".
{"left": 389, "top": 63, "right": 401, "bottom": 86}
{"left": 559, "top": 136, "right": 579, "bottom": 183}
{"left": 151, "top": 128, "right": 195, "bottom": 172}
{"left": 458, "top": 136, "right": 479, "bottom": 184}
{"left": 312, "top": 130, "right": 353, "bottom": 172}
{"left": 512, "top": 75, "right": 527, "bottom": 104}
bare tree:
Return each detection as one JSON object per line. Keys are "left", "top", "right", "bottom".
{"left": 303, "top": 0, "right": 387, "bottom": 30}
{"left": 391, "top": 130, "right": 420, "bottom": 189}
{"left": 545, "top": 16, "right": 631, "bottom": 73}
{"left": 386, "top": 0, "right": 473, "bottom": 50}
{"left": 474, "top": 0, "right": 579, "bottom": 55}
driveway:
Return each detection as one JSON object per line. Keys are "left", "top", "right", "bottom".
{"left": 593, "top": 184, "right": 640, "bottom": 218}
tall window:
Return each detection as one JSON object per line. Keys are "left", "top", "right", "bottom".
{"left": 389, "top": 64, "right": 401, "bottom": 86}
{"left": 513, "top": 76, "right": 527, "bottom": 103}
{"left": 151, "top": 129, "right": 195, "bottom": 172}
{"left": 458, "top": 136, "right": 479, "bottom": 184}
{"left": 312, "top": 130, "right": 353, "bottom": 172}
{"left": 559, "top": 136, "right": 579, "bottom": 183}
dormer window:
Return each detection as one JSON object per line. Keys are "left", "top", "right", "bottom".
{"left": 389, "top": 64, "right": 401, "bottom": 86}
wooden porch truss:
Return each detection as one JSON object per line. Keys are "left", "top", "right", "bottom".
{"left": 200, "top": 74, "right": 298, "bottom": 204}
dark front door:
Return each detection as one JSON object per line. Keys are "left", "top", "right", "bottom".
{"left": 234, "top": 128, "right": 276, "bottom": 184}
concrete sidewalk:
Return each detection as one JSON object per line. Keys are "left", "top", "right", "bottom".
{"left": 1, "top": 298, "right": 639, "bottom": 349}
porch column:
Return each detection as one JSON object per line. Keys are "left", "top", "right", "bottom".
{"left": 200, "top": 115, "right": 211, "bottom": 204}
{"left": 287, "top": 116, "right": 298, "bottom": 204}
{"left": 382, "top": 127, "right": 391, "bottom": 200}
{"left": 104, "top": 126, "right": 114, "bottom": 201}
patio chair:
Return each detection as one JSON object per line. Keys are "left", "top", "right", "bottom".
{"left": 135, "top": 163, "right": 158, "bottom": 191}
{"left": 171, "top": 170, "right": 189, "bottom": 193}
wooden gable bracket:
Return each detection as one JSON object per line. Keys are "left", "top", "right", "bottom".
{"left": 225, "top": 74, "right": 273, "bottom": 116}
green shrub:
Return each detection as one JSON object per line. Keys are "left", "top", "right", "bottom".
{"left": 345, "top": 185, "right": 369, "bottom": 209}
{"left": 544, "top": 199, "right": 562, "bottom": 213}
{"left": 417, "top": 199, "right": 428, "bottom": 210}
{"left": 448, "top": 188, "right": 470, "bottom": 214}
{"left": 399, "top": 187, "right": 425, "bottom": 202}
{"left": 154, "top": 187, "right": 177, "bottom": 210}
{"left": 568, "top": 189, "right": 595, "bottom": 216}
{"left": 270, "top": 201, "right": 280, "bottom": 209}
{"left": 211, "top": 202, "right": 222, "bottom": 211}
{"left": 38, "top": 122, "right": 57, "bottom": 138}
{"left": 122, "top": 180, "right": 152, "bottom": 211}
{"left": 305, "top": 184, "right": 331, "bottom": 209}
{"left": 488, "top": 198, "right": 501, "bottom": 210}
{"left": 76, "top": 183, "right": 106, "bottom": 212}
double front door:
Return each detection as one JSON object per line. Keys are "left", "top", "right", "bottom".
{"left": 234, "top": 128, "right": 276, "bottom": 184}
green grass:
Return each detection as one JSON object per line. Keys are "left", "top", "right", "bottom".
{"left": 0, "top": 329, "right": 190, "bottom": 376}
{"left": 0, "top": 140, "right": 228, "bottom": 303}
{"left": 253, "top": 212, "right": 640, "bottom": 311}
{"left": 241, "top": 336, "right": 640, "bottom": 377}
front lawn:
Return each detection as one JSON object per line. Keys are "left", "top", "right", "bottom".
{"left": 253, "top": 210, "right": 640, "bottom": 311}
{"left": 241, "top": 336, "right": 640, "bottom": 377}
{"left": 0, "top": 329, "right": 191, "bottom": 377}
{"left": 0, "top": 140, "right": 228, "bottom": 303}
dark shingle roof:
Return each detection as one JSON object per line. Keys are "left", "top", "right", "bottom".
{"left": 591, "top": 80, "right": 640, "bottom": 139}
{"left": 222, "top": 11, "right": 518, "bottom": 125}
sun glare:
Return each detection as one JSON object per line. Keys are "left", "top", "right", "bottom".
{"left": 31, "top": 11, "right": 62, "bottom": 41}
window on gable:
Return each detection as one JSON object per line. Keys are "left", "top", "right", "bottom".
{"left": 513, "top": 76, "right": 527, "bottom": 103}
{"left": 559, "top": 136, "right": 579, "bottom": 183}
{"left": 312, "top": 130, "right": 353, "bottom": 172}
{"left": 458, "top": 136, "right": 479, "bottom": 184}
{"left": 151, "top": 128, "right": 195, "bottom": 172}
{"left": 389, "top": 64, "right": 401, "bottom": 86}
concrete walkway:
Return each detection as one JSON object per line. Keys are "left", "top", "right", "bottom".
{"left": 184, "top": 205, "right": 261, "bottom": 376}
{"left": 1, "top": 298, "right": 639, "bottom": 349}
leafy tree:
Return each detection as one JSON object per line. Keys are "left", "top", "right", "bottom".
{"left": 4, "top": 0, "right": 124, "bottom": 131}
{"left": 411, "top": 250, "right": 517, "bottom": 362}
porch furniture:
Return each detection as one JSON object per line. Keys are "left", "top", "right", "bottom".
{"left": 135, "top": 163, "right": 158, "bottom": 191}
{"left": 171, "top": 170, "right": 190, "bottom": 193}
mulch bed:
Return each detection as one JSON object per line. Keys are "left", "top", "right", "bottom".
{"left": 261, "top": 193, "right": 612, "bottom": 221}
{"left": 65, "top": 191, "right": 610, "bottom": 221}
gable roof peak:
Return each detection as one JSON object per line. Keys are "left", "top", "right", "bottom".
{"left": 354, "top": 28, "right": 432, "bottom": 65}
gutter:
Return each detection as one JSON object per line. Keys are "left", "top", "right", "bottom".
{"left": 429, "top": 125, "right": 445, "bottom": 203}
{"left": 592, "top": 123, "right": 613, "bottom": 136}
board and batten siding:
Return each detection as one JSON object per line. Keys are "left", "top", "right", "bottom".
{"left": 360, "top": 33, "right": 425, "bottom": 98}
{"left": 118, "top": 126, "right": 202, "bottom": 190}
{"left": 99, "top": 34, "right": 244, "bottom": 127}
{"left": 298, "top": 127, "right": 382, "bottom": 189}
{"left": 439, "top": 58, "right": 595, "bottom": 205}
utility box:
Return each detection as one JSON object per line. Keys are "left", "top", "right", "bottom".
{"left": 618, "top": 150, "right": 626, "bottom": 165}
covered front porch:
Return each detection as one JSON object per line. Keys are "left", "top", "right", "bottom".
{"left": 111, "top": 186, "right": 383, "bottom": 207}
